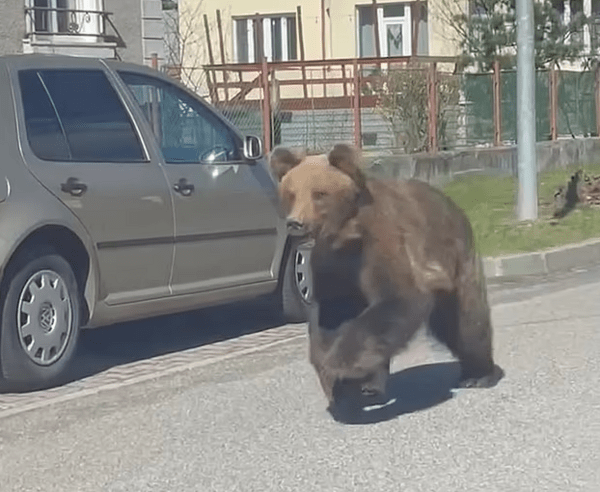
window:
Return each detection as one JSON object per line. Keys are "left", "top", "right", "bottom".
{"left": 233, "top": 14, "right": 298, "bottom": 63}
{"left": 19, "top": 69, "right": 146, "bottom": 162}
{"left": 357, "top": 3, "right": 412, "bottom": 57}
{"left": 118, "top": 71, "right": 242, "bottom": 164}
{"left": 29, "top": 0, "right": 103, "bottom": 35}
{"left": 32, "top": 0, "right": 69, "bottom": 33}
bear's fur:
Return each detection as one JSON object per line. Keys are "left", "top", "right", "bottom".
{"left": 270, "top": 143, "right": 503, "bottom": 407}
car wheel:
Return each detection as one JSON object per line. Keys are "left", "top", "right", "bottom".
{"left": 0, "top": 250, "right": 81, "bottom": 392}
{"left": 281, "top": 239, "right": 313, "bottom": 323}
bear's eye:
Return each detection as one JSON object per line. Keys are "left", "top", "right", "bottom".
{"left": 283, "top": 190, "right": 295, "bottom": 204}
{"left": 312, "top": 191, "right": 328, "bottom": 201}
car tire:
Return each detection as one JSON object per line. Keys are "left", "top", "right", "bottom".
{"left": 281, "top": 239, "right": 313, "bottom": 323}
{"left": 0, "top": 249, "right": 81, "bottom": 392}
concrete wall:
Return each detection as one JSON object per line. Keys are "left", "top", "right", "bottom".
{"left": 141, "top": 0, "right": 165, "bottom": 66}
{"left": 163, "top": 7, "right": 180, "bottom": 66}
{"left": 0, "top": 2, "right": 25, "bottom": 56}
{"left": 364, "top": 138, "right": 600, "bottom": 185}
{"left": 105, "top": 0, "right": 144, "bottom": 64}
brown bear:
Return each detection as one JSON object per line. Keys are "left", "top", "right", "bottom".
{"left": 269, "top": 143, "right": 503, "bottom": 408}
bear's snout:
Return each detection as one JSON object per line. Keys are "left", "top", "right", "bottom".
{"left": 286, "top": 217, "right": 307, "bottom": 235}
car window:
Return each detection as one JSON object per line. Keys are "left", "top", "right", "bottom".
{"left": 117, "top": 71, "right": 242, "bottom": 164}
{"left": 19, "top": 70, "right": 71, "bottom": 161}
{"left": 18, "top": 69, "right": 146, "bottom": 163}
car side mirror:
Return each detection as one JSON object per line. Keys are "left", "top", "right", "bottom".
{"left": 243, "top": 135, "right": 263, "bottom": 161}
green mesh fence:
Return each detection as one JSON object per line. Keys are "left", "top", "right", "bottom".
{"left": 451, "top": 69, "right": 596, "bottom": 148}
{"left": 438, "top": 73, "right": 464, "bottom": 151}
{"left": 557, "top": 70, "right": 597, "bottom": 138}
{"left": 498, "top": 69, "right": 551, "bottom": 143}
{"left": 461, "top": 73, "right": 494, "bottom": 146}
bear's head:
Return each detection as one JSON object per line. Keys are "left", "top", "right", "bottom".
{"left": 269, "top": 144, "right": 371, "bottom": 245}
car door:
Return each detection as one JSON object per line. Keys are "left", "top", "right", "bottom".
{"left": 116, "top": 70, "right": 280, "bottom": 295}
{"left": 12, "top": 63, "right": 174, "bottom": 305}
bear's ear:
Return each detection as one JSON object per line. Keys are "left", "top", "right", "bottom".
{"left": 268, "top": 147, "right": 304, "bottom": 182}
{"left": 328, "top": 143, "right": 367, "bottom": 190}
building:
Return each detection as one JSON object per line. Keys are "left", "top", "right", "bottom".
{"left": 171, "top": 0, "right": 600, "bottom": 154}
{"left": 174, "top": 0, "right": 462, "bottom": 149}
{"left": 180, "top": 0, "right": 446, "bottom": 66}
{"left": 179, "top": 0, "right": 600, "bottom": 67}
{"left": 0, "top": 0, "right": 178, "bottom": 68}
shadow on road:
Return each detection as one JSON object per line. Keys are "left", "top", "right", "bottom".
{"left": 59, "top": 295, "right": 287, "bottom": 388}
{"left": 329, "top": 361, "right": 461, "bottom": 425}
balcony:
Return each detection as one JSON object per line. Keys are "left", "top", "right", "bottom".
{"left": 23, "top": 5, "right": 125, "bottom": 59}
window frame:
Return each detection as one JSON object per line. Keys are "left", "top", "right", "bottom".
{"left": 355, "top": 2, "right": 412, "bottom": 58}
{"left": 232, "top": 13, "right": 298, "bottom": 63}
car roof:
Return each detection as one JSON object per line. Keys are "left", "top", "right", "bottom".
{"left": 0, "top": 53, "right": 183, "bottom": 88}
{"left": 0, "top": 53, "right": 107, "bottom": 70}
{"left": 0, "top": 53, "right": 247, "bottom": 139}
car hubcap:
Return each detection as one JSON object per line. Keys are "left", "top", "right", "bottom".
{"left": 17, "top": 270, "right": 73, "bottom": 366}
{"left": 294, "top": 245, "right": 312, "bottom": 303}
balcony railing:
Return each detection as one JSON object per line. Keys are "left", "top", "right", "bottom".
{"left": 24, "top": 6, "right": 125, "bottom": 47}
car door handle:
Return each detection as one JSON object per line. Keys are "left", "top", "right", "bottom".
{"left": 173, "top": 178, "right": 195, "bottom": 197}
{"left": 60, "top": 177, "right": 88, "bottom": 197}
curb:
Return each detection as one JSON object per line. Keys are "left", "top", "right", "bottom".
{"left": 483, "top": 238, "right": 600, "bottom": 280}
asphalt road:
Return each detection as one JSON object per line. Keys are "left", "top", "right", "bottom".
{"left": 0, "top": 265, "right": 599, "bottom": 492}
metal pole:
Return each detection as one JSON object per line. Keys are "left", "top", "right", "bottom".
{"left": 516, "top": 0, "right": 538, "bottom": 220}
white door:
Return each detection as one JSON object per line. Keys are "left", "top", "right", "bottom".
{"left": 377, "top": 4, "right": 412, "bottom": 57}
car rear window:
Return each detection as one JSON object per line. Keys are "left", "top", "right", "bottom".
{"left": 18, "top": 69, "right": 146, "bottom": 163}
{"left": 18, "top": 70, "right": 71, "bottom": 161}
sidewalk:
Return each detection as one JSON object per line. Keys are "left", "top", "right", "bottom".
{"left": 483, "top": 237, "right": 600, "bottom": 280}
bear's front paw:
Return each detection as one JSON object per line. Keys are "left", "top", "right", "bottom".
{"left": 457, "top": 365, "right": 504, "bottom": 389}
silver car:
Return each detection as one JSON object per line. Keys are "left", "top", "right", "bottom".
{"left": 0, "top": 54, "right": 312, "bottom": 392}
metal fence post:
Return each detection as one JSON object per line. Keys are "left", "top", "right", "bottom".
{"left": 203, "top": 14, "right": 218, "bottom": 104}
{"left": 256, "top": 15, "right": 271, "bottom": 154}
{"left": 550, "top": 67, "right": 558, "bottom": 141}
{"left": 493, "top": 60, "right": 502, "bottom": 146}
{"left": 216, "top": 9, "right": 229, "bottom": 102}
{"left": 353, "top": 59, "right": 362, "bottom": 149}
{"left": 261, "top": 61, "right": 271, "bottom": 154}
{"left": 296, "top": 6, "right": 308, "bottom": 99}
{"left": 596, "top": 63, "right": 600, "bottom": 138}
{"left": 428, "top": 62, "right": 438, "bottom": 153}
